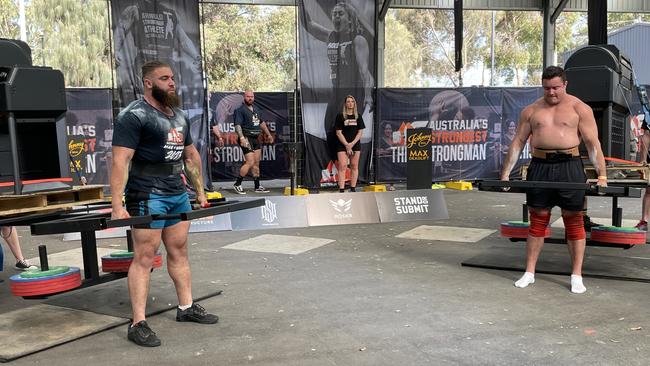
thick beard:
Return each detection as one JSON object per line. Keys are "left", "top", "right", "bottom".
{"left": 152, "top": 85, "right": 180, "bottom": 108}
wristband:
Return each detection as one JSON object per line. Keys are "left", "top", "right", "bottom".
{"left": 598, "top": 176, "right": 607, "bottom": 180}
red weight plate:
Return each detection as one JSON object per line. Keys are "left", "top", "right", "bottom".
{"left": 10, "top": 271, "right": 81, "bottom": 296}
{"left": 590, "top": 229, "right": 646, "bottom": 245}
{"left": 500, "top": 223, "right": 551, "bottom": 238}
{"left": 102, "top": 253, "right": 163, "bottom": 273}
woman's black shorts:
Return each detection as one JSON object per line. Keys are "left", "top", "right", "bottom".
{"left": 334, "top": 141, "right": 361, "bottom": 153}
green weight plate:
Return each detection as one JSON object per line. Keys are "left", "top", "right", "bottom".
{"left": 20, "top": 266, "right": 70, "bottom": 279}
{"left": 504, "top": 221, "right": 529, "bottom": 227}
{"left": 593, "top": 226, "right": 640, "bottom": 233}
{"left": 110, "top": 251, "right": 134, "bottom": 258}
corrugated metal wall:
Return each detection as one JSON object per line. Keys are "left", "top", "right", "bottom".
{"left": 609, "top": 23, "right": 650, "bottom": 84}
{"left": 561, "top": 23, "right": 650, "bottom": 84}
{"left": 390, "top": 0, "right": 540, "bottom": 10}
{"left": 205, "top": 0, "right": 650, "bottom": 12}
{"left": 382, "top": 0, "right": 650, "bottom": 12}
{"left": 564, "top": 0, "right": 650, "bottom": 13}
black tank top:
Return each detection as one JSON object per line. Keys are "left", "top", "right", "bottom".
{"left": 327, "top": 31, "right": 361, "bottom": 89}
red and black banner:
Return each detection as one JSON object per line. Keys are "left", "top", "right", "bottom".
{"left": 298, "top": 0, "right": 376, "bottom": 187}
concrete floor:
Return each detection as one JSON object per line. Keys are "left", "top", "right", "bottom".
{"left": 1, "top": 187, "right": 650, "bottom": 365}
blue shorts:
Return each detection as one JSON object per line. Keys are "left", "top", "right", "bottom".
{"left": 125, "top": 191, "right": 191, "bottom": 229}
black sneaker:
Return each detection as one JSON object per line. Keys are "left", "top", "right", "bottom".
{"left": 14, "top": 260, "right": 37, "bottom": 271}
{"left": 127, "top": 320, "right": 161, "bottom": 347}
{"left": 583, "top": 215, "right": 602, "bottom": 232}
{"left": 254, "top": 186, "right": 270, "bottom": 193}
{"left": 233, "top": 184, "right": 246, "bottom": 195}
{"left": 176, "top": 303, "right": 219, "bottom": 324}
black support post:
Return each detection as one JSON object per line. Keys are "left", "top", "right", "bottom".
{"left": 38, "top": 245, "right": 49, "bottom": 271}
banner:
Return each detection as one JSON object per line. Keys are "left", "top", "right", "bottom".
{"left": 65, "top": 89, "right": 113, "bottom": 187}
{"left": 406, "top": 128, "right": 433, "bottom": 189}
{"left": 306, "top": 191, "right": 380, "bottom": 226}
{"left": 298, "top": 0, "right": 376, "bottom": 187}
{"left": 111, "top": 0, "right": 210, "bottom": 189}
{"left": 375, "top": 189, "right": 449, "bottom": 223}
{"left": 377, "top": 87, "right": 543, "bottom": 182}
{"left": 230, "top": 196, "right": 309, "bottom": 230}
{"left": 209, "top": 92, "right": 291, "bottom": 180}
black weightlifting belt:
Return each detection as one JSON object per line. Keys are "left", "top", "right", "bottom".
{"left": 130, "top": 160, "right": 183, "bottom": 177}
{"left": 531, "top": 146, "right": 580, "bottom": 160}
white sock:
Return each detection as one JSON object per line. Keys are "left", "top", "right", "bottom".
{"left": 514, "top": 272, "right": 535, "bottom": 288}
{"left": 571, "top": 275, "right": 586, "bottom": 294}
{"left": 178, "top": 303, "right": 193, "bottom": 311}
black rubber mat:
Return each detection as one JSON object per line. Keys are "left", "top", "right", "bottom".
{"left": 462, "top": 246, "right": 650, "bottom": 283}
{"left": 45, "top": 279, "right": 222, "bottom": 318}
{"left": 0, "top": 304, "right": 123, "bottom": 362}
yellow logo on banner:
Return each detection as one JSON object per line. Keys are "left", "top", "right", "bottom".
{"left": 406, "top": 132, "right": 432, "bottom": 149}
{"left": 408, "top": 150, "right": 429, "bottom": 160}
{"left": 69, "top": 140, "right": 84, "bottom": 157}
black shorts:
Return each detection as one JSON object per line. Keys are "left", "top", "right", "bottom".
{"left": 239, "top": 135, "right": 261, "bottom": 155}
{"left": 526, "top": 156, "right": 586, "bottom": 211}
{"left": 335, "top": 141, "right": 361, "bottom": 153}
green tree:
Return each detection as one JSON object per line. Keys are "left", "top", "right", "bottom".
{"left": 492, "top": 11, "right": 543, "bottom": 85}
{"left": 26, "top": 0, "right": 111, "bottom": 87}
{"left": 0, "top": 0, "right": 19, "bottom": 39}
{"left": 384, "top": 10, "right": 420, "bottom": 87}
{"left": 395, "top": 9, "right": 492, "bottom": 87}
{"left": 202, "top": 4, "right": 296, "bottom": 92}
{"left": 555, "top": 12, "right": 587, "bottom": 56}
{"left": 389, "top": 9, "right": 583, "bottom": 87}
{"left": 608, "top": 13, "right": 650, "bottom": 32}
{"left": 555, "top": 12, "right": 650, "bottom": 66}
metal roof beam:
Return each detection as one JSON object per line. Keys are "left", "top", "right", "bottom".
{"left": 550, "top": 0, "right": 569, "bottom": 23}
{"left": 379, "top": 0, "right": 394, "bottom": 21}
{"left": 200, "top": 0, "right": 650, "bottom": 13}
{"left": 201, "top": 0, "right": 295, "bottom": 6}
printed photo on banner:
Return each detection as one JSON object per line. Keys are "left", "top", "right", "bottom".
{"left": 298, "top": 0, "right": 376, "bottom": 187}
{"left": 110, "top": 0, "right": 211, "bottom": 189}
{"left": 64, "top": 89, "right": 113, "bottom": 188}
{"left": 111, "top": 0, "right": 203, "bottom": 111}
{"left": 376, "top": 87, "right": 542, "bottom": 182}
{"left": 209, "top": 92, "right": 291, "bottom": 181}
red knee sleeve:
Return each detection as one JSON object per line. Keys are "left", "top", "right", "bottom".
{"left": 563, "top": 213, "right": 586, "bottom": 240}
{"left": 528, "top": 211, "right": 551, "bottom": 237}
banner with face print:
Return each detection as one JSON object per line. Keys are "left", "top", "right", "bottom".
{"left": 298, "top": 0, "right": 376, "bottom": 187}
{"left": 111, "top": 0, "right": 203, "bottom": 110}
{"left": 376, "top": 87, "right": 543, "bottom": 182}
{"left": 111, "top": 0, "right": 210, "bottom": 189}
{"left": 209, "top": 92, "right": 291, "bottom": 181}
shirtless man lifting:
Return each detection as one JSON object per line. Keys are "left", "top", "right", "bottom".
{"left": 500, "top": 66, "right": 607, "bottom": 294}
